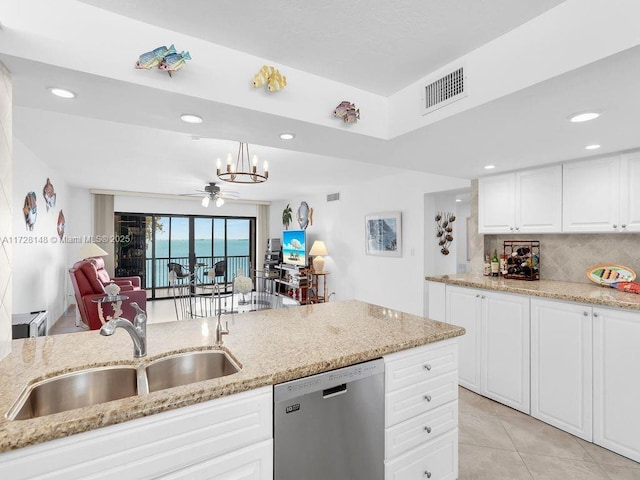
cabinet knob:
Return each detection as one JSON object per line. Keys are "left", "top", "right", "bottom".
{"left": 622, "top": 224, "right": 627, "bottom": 229}
{"left": 583, "top": 311, "right": 588, "bottom": 316}
{"left": 613, "top": 224, "right": 618, "bottom": 229}
{"left": 424, "top": 471, "right": 432, "bottom": 479}
{"left": 509, "top": 227, "right": 514, "bottom": 231}
{"left": 481, "top": 295, "right": 486, "bottom": 299}
{"left": 424, "top": 426, "right": 432, "bottom": 433}
{"left": 424, "top": 364, "right": 432, "bottom": 371}
{"left": 515, "top": 226, "right": 520, "bottom": 231}
{"left": 424, "top": 394, "right": 432, "bottom": 402}
{"left": 594, "top": 313, "right": 599, "bottom": 318}
{"left": 476, "top": 294, "right": 480, "bottom": 298}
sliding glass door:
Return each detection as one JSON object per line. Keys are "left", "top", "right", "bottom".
{"left": 115, "top": 213, "right": 256, "bottom": 299}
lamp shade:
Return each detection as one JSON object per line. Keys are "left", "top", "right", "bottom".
{"left": 309, "top": 241, "right": 328, "bottom": 256}
{"left": 78, "top": 242, "right": 108, "bottom": 259}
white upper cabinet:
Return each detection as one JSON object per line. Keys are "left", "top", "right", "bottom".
{"left": 563, "top": 153, "right": 640, "bottom": 233}
{"left": 619, "top": 151, "right": 640, "bottom": 232}
{"left": 478, "top": 165, "right": 562, "bottom": 234}
{"left": 563, "top": 156, "right": 620, "bottom": 232}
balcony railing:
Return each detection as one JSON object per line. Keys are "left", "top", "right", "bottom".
{"left": 146, "top": 255, "right": 252, "bottom": 290}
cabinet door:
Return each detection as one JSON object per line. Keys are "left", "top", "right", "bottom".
{"left": 531, "top": 299, "right": 592, "bottom": 440}
{"left": 385, "top": 429, "right": 458, "bottom": 480}
{"left": 563, "top": 156, "right": 620, "bottom": 232}
{"left": 516, "top": 165, "right": 562, "bottom": 233}
{"left": 481, "top": 291, "right": 530, "bottom": 413}
{"left": 593, "top": 307, "right": 640, "bottom": 462}
{"left": 478, "top": 173, "right": 516, "bottom": 233}
{"left": 446, "top": 286, "right": 481, "bottom": 392}
{"left": 619, "top": 152, "right": 640, "bottom": 232}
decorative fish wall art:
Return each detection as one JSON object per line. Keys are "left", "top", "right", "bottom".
{"left": 296, "top": 201, "right": 314, "bottom": 230}
{"left": 23, "top": 192, "right": 37, "bottom": 231}
{"left": 333, "top": 101, "right": 360, "bottom": 124}
{"left": 135, "top": 45, "right": 190, "bottom": 77}
{"left": 57, "top": 210, "right": 66, "bottom": 240}
{"left": 252, "top": 65, "right": 287, "bottom": 92}
{"left": 42, "top": 178, "right": 56, "bottom": 211}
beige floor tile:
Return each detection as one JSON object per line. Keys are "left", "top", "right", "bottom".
{"left": 490, "top": 400, "right": 528, "bottom": 418}
{"left": 577, "top": 439, "right": 640, "bottom": 469}
{"left": 500, "top": 415, "right": 593, "bottom": 462}
{"left": 459, "top": 387, "right": 499, "bottom": 417}
{"left": 519, "top": 453, "right": 608, "bottom": 480}
{"left": 460, "top": 413, "right": 516, "bottom": 451}
{"left": 601, "top": 465, "right": 640, "bottom": 480}
{"left": 459, "top": 443, "right": 532, "bottom": 480}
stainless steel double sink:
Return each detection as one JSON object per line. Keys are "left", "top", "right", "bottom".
{"left": 7, "top": 349, "right": 240, "bottom": 421}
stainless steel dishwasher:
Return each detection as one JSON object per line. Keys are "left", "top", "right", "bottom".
{"left": 274, "top": 358, "right": 384, "bottom": 480}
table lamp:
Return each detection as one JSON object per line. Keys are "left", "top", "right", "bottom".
{"left": 78, "top": 242, "right": 108, "bottom": 260}
{"left": 309, "top": 240, "right": 328, "bottom": 273}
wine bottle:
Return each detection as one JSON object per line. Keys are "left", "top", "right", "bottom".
{"left": 491, "top": 249, "right": 499, "bottom": 277}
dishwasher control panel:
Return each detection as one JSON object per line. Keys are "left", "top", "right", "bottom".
{"left": 274, "top": 357, "right": 384, "bottom": 402}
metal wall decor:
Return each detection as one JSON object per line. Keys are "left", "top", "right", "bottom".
{"left": 435, "top": 212, "right": 456, "bottom": 255}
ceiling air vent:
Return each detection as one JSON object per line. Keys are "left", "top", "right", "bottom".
{"left": 421, "top": 66, "right": 467, "bottom": 115}
{"left": 327, "top": 192, "right": 340, "bottom": 202}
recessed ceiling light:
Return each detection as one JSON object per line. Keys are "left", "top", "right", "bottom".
{"left": 181, "top": 114, "right": 203, "bottom": 124}
{"left": 484, "top": 165, "right": 496, "bottom": 170}
{"left": 455, "top": 199, "right": 462, "bottom": 203}
{"left": 279, "top": 133, "right": 295, "bottom": 140}
{"left": 569, "top": 112, "right": 600, "bottom": 123}
{"left": 585, "top": 144, "right": 601, "bottom": 150}
{"left": 49, "top": 88, "right": 76, "bottom": 99}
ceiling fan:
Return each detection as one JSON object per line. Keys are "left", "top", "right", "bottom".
{"left": 183, "top": 182, "right": 239, "bottom": 207}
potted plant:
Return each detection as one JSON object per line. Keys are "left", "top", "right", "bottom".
{"left": 282, "top": 204, "right": 292, "bottom": 230}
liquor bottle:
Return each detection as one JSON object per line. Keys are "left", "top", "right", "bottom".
{"left": 491, "top": 249, "right": 499, "bottom": 277}
{"left": 483, "top": 254, "right": 491, "bottom": 276}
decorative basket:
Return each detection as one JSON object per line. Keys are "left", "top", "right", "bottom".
{"left": 503, "top": 240, "right": 540, "bottom": 281}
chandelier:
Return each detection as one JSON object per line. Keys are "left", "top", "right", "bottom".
{"left": 216, "top": 142, "right": 268, "bottom": 184}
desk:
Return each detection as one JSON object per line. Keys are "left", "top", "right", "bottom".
{"left": 308, "top": 271, "right": 330, "bottom": 303}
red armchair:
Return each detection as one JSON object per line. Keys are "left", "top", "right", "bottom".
{"left": 69, "top": 259, "right": 147, "bottom": 330}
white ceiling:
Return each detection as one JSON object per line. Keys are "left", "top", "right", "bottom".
{"left": 79, "top": 0, "right": 565, "bottom": 96}
{"left": 3, "top": 0, "right": 640, "bottom": 203}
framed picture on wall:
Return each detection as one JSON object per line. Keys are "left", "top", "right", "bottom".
{"left": 365, "top": 211, "right": 402, "bottom": 257}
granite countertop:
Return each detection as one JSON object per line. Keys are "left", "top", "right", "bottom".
{"left": 0, "top": 300, "right": 464, "bottom": 453}
{"left": 426, "top": 273, "right": 640, "bottom": 311}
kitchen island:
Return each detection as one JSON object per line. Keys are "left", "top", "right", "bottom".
{"left": 0, "top": 300, "right": 464, "bottom": 479}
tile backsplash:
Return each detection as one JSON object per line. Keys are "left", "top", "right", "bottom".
{"left": 485, "top": 233, "right": 640, "bottom": 284}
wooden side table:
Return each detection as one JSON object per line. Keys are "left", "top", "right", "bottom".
{"left": 308, "top": 271, "right": 330, "bottom": 303}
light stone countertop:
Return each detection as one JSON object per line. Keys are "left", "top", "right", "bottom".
{"left": 0, "top": 300, "right": 464, "bottom": 453}
{"left": 426, "top": 274, "right": 640, "bottom": 311}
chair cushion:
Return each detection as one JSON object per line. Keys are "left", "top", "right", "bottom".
{"left": 79, "top": 261, "right": 106, "bottom": 294}
{"left": 90, "top": 257, "right": 112, "bottom": 284}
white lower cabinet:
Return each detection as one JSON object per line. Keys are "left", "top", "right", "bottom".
{"left": 0, "top": 387, "right": 273, "bottom": 480}
{"left": 593, "top": 307, "right": 640, "bottom": 462}
{"left": 531, "top": 298, "right": 592, "bottom": 440}
{"left": 384, "top": 339, "right": 459, "bottom": 480}
{"left": 446, "top": 285, "right": 530, "bottom": 413}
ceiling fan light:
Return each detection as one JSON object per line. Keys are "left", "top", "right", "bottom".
{"left": 201, "top": 196, "right": 210, "bottom": 207}
{"left": 215, "top": 197, "right": 225, "bottom": 207}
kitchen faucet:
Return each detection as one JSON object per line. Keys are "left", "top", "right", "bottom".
{"left": 100, "top": 302, "right": 147, "bottom": 357}
{"left": 214, "top": 283, "right": 229, "bottom": 345}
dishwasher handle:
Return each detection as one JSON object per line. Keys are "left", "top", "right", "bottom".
{"left": 323, "top": 383, "right": 347, "bottom": 399}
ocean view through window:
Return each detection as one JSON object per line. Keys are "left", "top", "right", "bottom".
{"left": 115, "top": 213, "right": 256, "bottom": 299}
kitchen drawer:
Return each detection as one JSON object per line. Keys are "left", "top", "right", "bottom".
{"left": 385, "top": 401, "right": 458, "bottom": 460}
{"left": 386, "top": 371, "right": 458, "bottom": 427}
{"left": 385, "top": 429, "right": 458, "bottom": 480}
{"left": 385, "top": 339, "right": 457, "bottom": 393}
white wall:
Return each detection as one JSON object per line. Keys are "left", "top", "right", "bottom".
{"left": 270, "top": 171, "right": 468, "bottom": 316}
{"left": 12, "top": 139, "right": 71, "bottom": 329}
{"left": 0, "top": 62, "right": 12, "bottom": 356}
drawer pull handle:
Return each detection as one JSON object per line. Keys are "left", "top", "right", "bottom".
{"left": 424, "top": 426, "right": 432, "bottom": 433}
{"left": 424, "top": 395, "right": 432, "bottom": 402}
{"left": 424, "top": 364, "right": 432, "bottom": 371}
{"left": 424, "top": 471, "right": 432, "bottom": 479}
